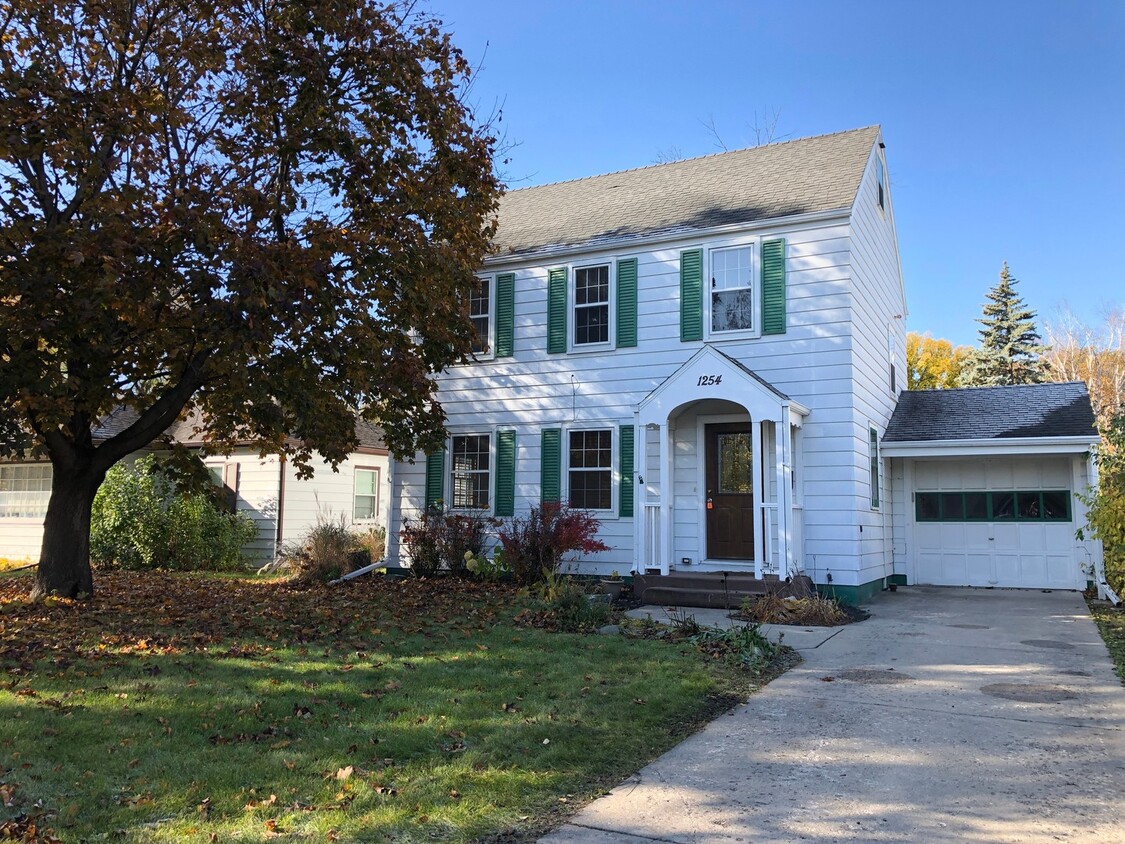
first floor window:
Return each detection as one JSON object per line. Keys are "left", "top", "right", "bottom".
{"left": 0, "top": 464, "right": 53, "bottom": 518}
{"left": 711, "top": 245, "right": 754, "bottom": 333}
{"left": 869, "top": 427, "right": 880, "bottom": 508}
{"left": 354, "top": 467, "right": 380, "bottom": 521}
{"left": 470, "top": 277, "right": 492, "bottom": 354}
{"left": 451, "top": 434, "right": 490, "bottom": 509}
{"left": 568, "top": 429, "right": 612, "bottom": 510}
{"left": 574, "top": 265, "right": 610, "bottom": 345}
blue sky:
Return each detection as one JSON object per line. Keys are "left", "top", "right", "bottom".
{"left": 431, "top": 0, "right": 1124, "bottom": 347}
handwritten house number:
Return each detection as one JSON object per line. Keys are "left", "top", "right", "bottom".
{"left": 696, "top": 374, "right": 723, "bottom": 386}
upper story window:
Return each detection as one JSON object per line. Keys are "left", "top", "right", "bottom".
{"left": 451, "top": 434, "right": 490, "bottom": 510}
{"left": 469, "top": 277, "right": 493, "bottom": 356}
{"left": 876, "top": 156, "right": 886, "bottom": 212}
{"left": 0, "top": 464, "right": 52, "bottom": 518}
{"left": 574, "top": 265, "right": 610, "bottom": 346}
{"left": 869, "top": 426, "right": 880, "bottom": 509}
{"left": 567, "top": 429, "right": 612, "bottom": 511}
{"left": 710, "top": 245, "right": 755, "bottom": 334}
{"left": 353, "top": 467, "right": 381, "bottom": 521}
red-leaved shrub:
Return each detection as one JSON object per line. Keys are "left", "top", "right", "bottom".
{"left": 497, "top": 502, "right": 610, "bottom": 586}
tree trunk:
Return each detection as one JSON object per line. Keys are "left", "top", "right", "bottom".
{"left": 31, "top": 464, "right": 105, "bottom": 600}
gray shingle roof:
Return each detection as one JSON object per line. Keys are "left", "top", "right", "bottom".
{"left": 883, "top": 383, "right": 1098, "bottom": 443}
{"left": 166, "top": 407, "right": 387, "bottom": 451}
{"left": 492, "top": 126, "right": 880, "bottom": 257}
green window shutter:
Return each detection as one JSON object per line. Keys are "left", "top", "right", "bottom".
{"left": 495, "top": 273, "right": 515, "bottom": 357}
{"left": 541, "top": 428, "right": 561, "bottom": 503}
{"left": 547, "top": 268, "right": 567, "bottom": 354}
{"left": 619, "top": 425, "right": 635, "bottom": 518}
{"left": 762, "top": 238, "right": 787, "bottom": 335}
{"left": 425, "top": 448, "right": 445, "bottom": 508}
{"left": 495, "top": 430, "right": 516, "bottom": 517}
{"left": 616, "top": 258, "right": 638, "bottom": 348}
{"left": 680, "top": 249, "right": 703, "bottom": 342}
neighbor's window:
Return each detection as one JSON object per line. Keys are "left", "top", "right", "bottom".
{"left": 869, "top": 427, "right": 880, "bottom": 508}
{"left": 353, "top": 467, "right": 380, "bottom": 521}
{"left": 711, "top": 245, "right": 754, "bottom": 333}
{"left": 568, "top": 429, "right": 612, "bottom": 510}
{"left": 469, "top": 277, "right": 492, "bottom": 355}
{"left": 0, "top": 464, "right": 52, "bottom": 518}
{"left": 573, "top": 265, "right": 610, "bottom": 346}
{"left": 451, "top": 434, "right": 490, "bottom": 509}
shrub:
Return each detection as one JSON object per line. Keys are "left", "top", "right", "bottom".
{"left": 399, "top": 506, "right": 499, "bottom": 578}
{"left": 91, "top": 455, "right": 257, "bottom": 571}
{"left": 497, "top": 502, "right": 611, "bottom": 586}
{"left": 1079, "top": 409, "right": 1125, "bottom": 596}
{"left": 353, "top": 524, "right": 387, "bottom": 563}
{"left": 280, "top": 514, "right": 371, "bottom": 583}
{"left": 465, "top": 548, "right": 510, "bottom": 582}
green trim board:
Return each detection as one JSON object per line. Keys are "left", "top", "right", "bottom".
{"left": 495, "top": 273, "right": 515, "bottom": 357}
{"left": 616, "top": 258, "right": 638, "bottom": 348}
{"left": 494, "top": 430, "right": 516, "bottom": 517}
{"left": 547, "top": 268, "right": 567, "bottom": 354}
{"left": 817, "top": 577, "right": 887, "bottom": 606}
{"left": 761, "top": 238, "right": 787, "bottom": 335}
{"left": 679, "top": 249, "right": 703, "bottom": 342}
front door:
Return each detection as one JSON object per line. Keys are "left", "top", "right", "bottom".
{"left": 705, "top": 422, "right": 755, "bottom": 560}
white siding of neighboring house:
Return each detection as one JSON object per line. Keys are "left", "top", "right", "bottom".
{"left": 201, "top": 451, "right": 282, "bottom": 564}
{"left": 280, "top": 452, "right": 391, "bottom": 551}
{"left": 389, "top": 210, "right": 892, "bottom": 583}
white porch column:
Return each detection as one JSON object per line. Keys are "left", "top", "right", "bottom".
{"left": 753, "top": 419, "right": 764, "bottom": 580}
{"left": 777, "top": 409, "right": 793, "bottom": 578}
{"left": 660, "top": 422, "right": 673, "bottom": 575}
{"left": 632, "top": 411, "right": 642, "bottom": 575}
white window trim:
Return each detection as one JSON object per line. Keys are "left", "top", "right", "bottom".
{"left": 567, "top": 261, "right": 616, "bottom": 354}
{"left": 469, "top": 274, "right": 497, "bottom": 362}
{"left": 704, "top": 235, "right": 762, "bottom": 342}
{"left": 448, "top": 431, "right": 494, "bottom": 513}
{"left": 562, "top": 424, "right": 618, "bottom": 517}
{"left": 353, "top": 466, "right": 382, "bottom": 523}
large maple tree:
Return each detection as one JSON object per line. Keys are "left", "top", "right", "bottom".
{"left": 0, "top": 0, "right": 501, "bottom": 598}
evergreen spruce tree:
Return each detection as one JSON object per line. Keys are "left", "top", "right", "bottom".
{"left": 959, "top": 263, "right": 1048, "bottom": 386}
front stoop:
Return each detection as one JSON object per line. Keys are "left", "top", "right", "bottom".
{"left": 632, "top": 571, "right": 814, "bottom": 609}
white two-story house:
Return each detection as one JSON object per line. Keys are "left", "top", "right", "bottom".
{"left": 385, "top": 126, "right": 1104, "bottom": 603}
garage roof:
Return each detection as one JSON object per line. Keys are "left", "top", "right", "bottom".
{"left": 884, "top": 382, "right": 1098, "bottom": 443}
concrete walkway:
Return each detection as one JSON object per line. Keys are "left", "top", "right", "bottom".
{"left": 542, "top": 587, "right": 1125, "bottom": 843}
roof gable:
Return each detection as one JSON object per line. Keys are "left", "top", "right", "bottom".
{"left": 883, "top": 383, "right": 1098, "bottom": 444}
{"left": 492, "top": 126, "right": 881, "bottom": 257}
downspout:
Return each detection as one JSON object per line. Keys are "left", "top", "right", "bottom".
{"left": 1089, "top": 451, "right": 1121, "bottom": 605}
{"left": 275, "top": 454, "right": 287, "bottom": 558}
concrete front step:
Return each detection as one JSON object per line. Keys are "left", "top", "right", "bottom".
{"left": 632, "top": 572, "right": 813, "bottom": 609}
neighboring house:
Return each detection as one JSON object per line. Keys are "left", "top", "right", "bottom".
{"left": 385, "top": 125, "right": 1104, "bottom": 601}
{"left": 167, "top": 415, "right": 391, "bottom": 563}
{"left": 0, "top": 411, "right": 390, "bottom": 565}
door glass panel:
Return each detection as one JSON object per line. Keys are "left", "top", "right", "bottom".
{"left": 1017, "top": 492, "right": 1041, "bottom": 519}
{"left": 916, "top": 492, "right": 939, "bottom": 521}
{"left": 991, "top": 492, "right": 1015, "bottom": 520}
{"left": 1041, "top": 491, "right": 1069, "bottom": 521}
{"left": 717, "top": 433, "right": 752, "bottom": 494}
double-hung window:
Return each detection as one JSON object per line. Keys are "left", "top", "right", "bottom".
{"left": 573, "top": 265, "right": 610, "bottom": 347}
{"left": 469, "top": 277, "right": 493, "bottom": 356}
{"left": 567, "top": 429, "right": 612, "bottom": 511}
{"left": 451, "top": 434, "right": 491, "bottom": 510}
{"left": 0, "top": 464, "right": 52, "bottom": 518}
{"left": 353, "top": 467, "right": 380, "bottom": 521}
{"left": 710, "top": 245, "right": 755, "bottom": 334}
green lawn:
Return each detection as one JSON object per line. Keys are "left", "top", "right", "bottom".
{"left": 0, "top": 572, "right": 768, "bottom": 842}
{"left": 1088, "top": 598, "right": 1125, "bottom": 687}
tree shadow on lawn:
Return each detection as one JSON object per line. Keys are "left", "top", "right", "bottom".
{"left": 0, "top": 574, "right": 749, "bottom": 842}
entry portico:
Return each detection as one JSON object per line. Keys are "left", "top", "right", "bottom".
{"left": 634, "top": 346, "right": 808, "bottom": 580}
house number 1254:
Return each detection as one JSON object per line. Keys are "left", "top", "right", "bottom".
{"left": 696, "top": 375, "right": 723, "bottom": 386}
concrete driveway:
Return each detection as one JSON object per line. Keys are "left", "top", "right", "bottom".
{"left": 541, "top": 587, "right": 1125, "bottom": 843}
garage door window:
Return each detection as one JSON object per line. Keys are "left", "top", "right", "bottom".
{"left": 916, "top": 490, "right": 1070, "bottom": 522}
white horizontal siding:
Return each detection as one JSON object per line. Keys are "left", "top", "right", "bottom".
{"left": 281, "top": 453, "right": 391, "bottom": 549}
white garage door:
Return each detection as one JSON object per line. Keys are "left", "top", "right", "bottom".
{"left": 911, "top": 458, "right": 1081, "bottom": 590}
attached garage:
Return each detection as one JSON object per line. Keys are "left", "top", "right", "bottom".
{"left": 883, "top": 383, "right": 1102, "bottom": 592}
